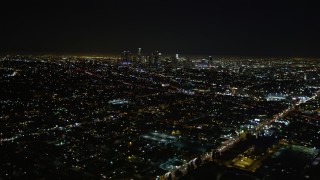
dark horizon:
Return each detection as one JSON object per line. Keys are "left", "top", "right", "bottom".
{"left": 1, "top": 0, "right": 320, "bottom": 57}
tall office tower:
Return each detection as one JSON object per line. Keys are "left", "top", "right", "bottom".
{"left": 175, "top": 54, "right": 179, "bottom": 60}
{"left": 158, "top": 52, "right": 162, "bottom": 65}
{"left": 137, "top": 48, "right": 142, "bottom": 62}
{"left": 158, "top": 52, "right": 162, "bottom": 62}
{"left": 170, "top": 56, "right": 178, "bottom": 66}
{"left": 153, "top": 51, "right": 160, "bottom": 66}
{"left": 121, "top": 51, "right": 132, "bottom": 61}
{"left": 147, "top": 54, "right": 152, "bottom": 65}
{"left": 209, "top": 56, "right": 213, "bottom": 63}
{"left": 304, "top": 73, "right": 307, "bottom": 81}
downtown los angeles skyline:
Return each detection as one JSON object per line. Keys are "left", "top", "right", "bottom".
{"left": 1, "top": 0, "right": 320, "bottom": 57}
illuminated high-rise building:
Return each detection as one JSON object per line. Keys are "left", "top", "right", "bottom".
{"left": 137, "top": 48, "right": 142, "bottom": 62}
{"left": 121, "top": 51, "right": 132, "bottom": 61}
{"left": 153, "top": 51, "right": 161, "bottom": 66}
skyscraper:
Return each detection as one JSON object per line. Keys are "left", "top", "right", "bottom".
{"left": 153, "top": 51, "right": 161, "bottom": 66}
{"left": 137, "top": 48, "right": 142, "bottom": 63}
{"left": 209, "top": 56, "right": 213, "bottom": 63}
{"left": 121, "top": 51, "right": 132, "bottom": 61}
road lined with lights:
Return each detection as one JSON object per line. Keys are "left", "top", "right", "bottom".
{"left": 161, "top": 89, "right": 320, "bottom": 179}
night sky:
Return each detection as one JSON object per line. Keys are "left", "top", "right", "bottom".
{"left": 1, "top": 0, "right": 319, "bottom": 56}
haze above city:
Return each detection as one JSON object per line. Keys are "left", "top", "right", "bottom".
{"left": 1, "top": 0, "right": 320, "bottom": 57}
